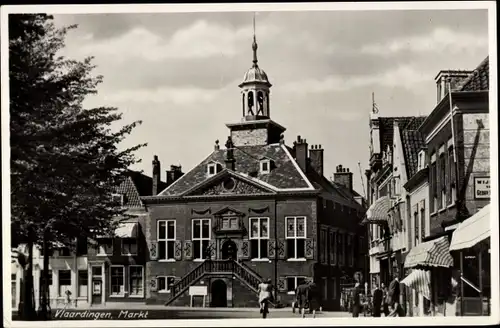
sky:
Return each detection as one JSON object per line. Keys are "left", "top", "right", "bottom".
{"left": 52, "top": 7, "right": 489, "bottom": 195}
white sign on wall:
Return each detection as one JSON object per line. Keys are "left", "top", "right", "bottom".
{"left": 474, "top": 177, "right": 490, "bottom": 199}
{"left": 189, "top": 286, "right": 207, "bottom": 296}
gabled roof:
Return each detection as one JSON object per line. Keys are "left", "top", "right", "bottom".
{"left": 116, "top": 170, "right": 167, "bottom": 208}
{"left": 399, "top": 116, "right": 427, "bottom": 179}
{"left": 458, "top": 56, "right": 489, "bottom": 92}
{"left": 159, "top": 144, "right": 313, "bottom": 196}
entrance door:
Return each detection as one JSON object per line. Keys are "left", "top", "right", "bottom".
{"left": 91, "top": 266, "right": 103, "bottom": 305}
{"left": 210, "top": 280, "right": 227, "bottom": 307}
{"left": 221, "top": 240, "right": 237, "bottom": 260}
{"left": 92, "top": 279, "right": 102, "bottom": 305}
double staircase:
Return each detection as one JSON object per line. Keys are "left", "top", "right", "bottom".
{"left": 164, "top": 259, "right": 264, "bottom": 306}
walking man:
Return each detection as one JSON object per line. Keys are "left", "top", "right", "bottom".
{"left": 381, "top": 282, "right": 389, "bottom": 316}
{"left": 295, "top": 279, "right": 309, "bottom": 318}
{"left": 388, "top": 273, "right": 401, "bottom": 308}
{"left": 307, "top": 280, "right": 320, "bottom": 319}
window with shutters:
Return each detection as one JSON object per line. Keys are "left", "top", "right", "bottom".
{"left": 158, "top": 220, "right": 176, "bottom": 261}
{"left": 158, "top": 276, "right": 176, "bottom": 293}
{"left": 193, "top": 219, "right": 211, "bottom": 260}
{"left": 250, "top": 217, "right": 269, "bottom": 259}
{"left": 285, "top": 216, "right": 306, "bottom": 260}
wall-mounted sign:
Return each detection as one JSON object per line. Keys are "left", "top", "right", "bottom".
{"left": 474, "top": 177, "right": 490, "bottom": 199}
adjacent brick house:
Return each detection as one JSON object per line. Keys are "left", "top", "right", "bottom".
{"left": 141, "top": 34, "right": 367, "bottom": 309}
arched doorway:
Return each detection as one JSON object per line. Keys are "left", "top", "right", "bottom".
{"left": 221, "top": 239, "right": 237, "bottom": 260}
{"left": 210, "top": 279, "right": 227, "bottom": 307}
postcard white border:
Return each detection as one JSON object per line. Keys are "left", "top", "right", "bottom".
{"left": 1, "top": 1, "right": 498, "bottom": 327}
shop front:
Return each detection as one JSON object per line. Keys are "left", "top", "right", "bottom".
{"left": 449, "top": 204, "right": 491, "bottom": 316}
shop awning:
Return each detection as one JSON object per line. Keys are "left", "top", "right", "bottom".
{"left": 115, "top": 222, "right": 138, "bottom": 238}
{"left": 450, "top": 204, "right": 490, "bottom": 251}
{"left": 363, "top": 196, "right": 390, "bottom": 224}
{"left": 404, "top": 236, "right": 454, "bottom": 268}
{"left": 401, "top": 269, "right": 431, "bottom": 300}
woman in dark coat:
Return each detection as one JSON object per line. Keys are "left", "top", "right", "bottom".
{"left": 307, "top": 280, "right": 321, "bottom": 319}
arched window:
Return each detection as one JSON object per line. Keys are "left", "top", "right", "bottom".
{"left": 257, "top": 91, "right": 264, "bottom": 115}
{"left": 247, "top": 91, "right": 254, "bottom": 115}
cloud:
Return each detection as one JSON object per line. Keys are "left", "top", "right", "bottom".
{"left": 70, "top": 20, "right": 281, "bottom": 62}
{"left": 281, "top": 65, "right": 430, "bottom": 94}
{"left": 361, "top": 27, "right": 488, "bottom": 55}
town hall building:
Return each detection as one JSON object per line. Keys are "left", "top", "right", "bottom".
{"left": 141, "top": 31, "right": 367, "bottom": 309}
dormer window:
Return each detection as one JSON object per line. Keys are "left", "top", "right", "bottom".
{"left": 260, "top": 159, "right": 270, "bottom": 174}
{"left": 207, "top": 163, "right": 217, "bottom": 177}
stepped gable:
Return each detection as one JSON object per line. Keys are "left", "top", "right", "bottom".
{"left": 399, "top": 116, "right": 427, "bottom": 178}
{"left": 458, "top": 56, "right": 489, "bottom": 92}
{"left": 159, "top": 144, "right": 311, "bottom": 196}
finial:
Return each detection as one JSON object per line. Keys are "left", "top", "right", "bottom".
{"left": 252, "top": 12, "right": 258, "bottom": 67}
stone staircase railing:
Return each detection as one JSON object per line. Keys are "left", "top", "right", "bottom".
{"left": 165, "top": 259, "right": 265, "bottom": 307}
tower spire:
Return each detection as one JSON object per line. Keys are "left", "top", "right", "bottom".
{"left": 252, "top": 12, "right": 258, "bottom": 67}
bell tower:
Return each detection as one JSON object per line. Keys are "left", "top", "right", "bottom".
{"left": 226, "top": 13, "right": 285, "bottom": 147}
{"left": 238, "top": 15, "right": 272, "bottom": 120}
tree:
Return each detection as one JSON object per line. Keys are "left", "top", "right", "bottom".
{"left": 9, "top": 14, "right": 145, "bottom": 319}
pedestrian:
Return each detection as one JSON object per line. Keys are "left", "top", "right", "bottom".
{"left": 351, "top": 282, "right": 362, "bottom": 317}
{"left": 387, "top": 300, "right": 405, "bottom": 317}
{"left": 372, "top": 283, "right": 383, "bottom": 317}
{"left": 295, "top": 279, "right": 309, "bottom": 318}
{"left": 257, "top": 278, "right": 273, "bottom": 314}
{"left": 307, "top": 280, "right": 320, "bottom": 318}
{"left": 388, "top": 273, "right": 400, "bottom": 308}
{"left": 381, "top": 282, "right": 389, "bottom": 316}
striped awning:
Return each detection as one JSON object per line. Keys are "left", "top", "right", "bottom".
{"left": 401, "top": 269, "right": 431, "bottom": 300}
{"left": 363, "top": 196, "right": 390, "bottom": 224}
{"left": 115, "top": 222, "right": 138, "bottom": 238}
{"left": 450, "top": 204, "right": 490, "bottom": 251}
{"left": 404, "top": 236, "right": 454, "bottom": 269}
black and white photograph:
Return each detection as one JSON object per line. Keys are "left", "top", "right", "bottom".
{"left": 1, "top": 2, "right": 498, "bottom": 327}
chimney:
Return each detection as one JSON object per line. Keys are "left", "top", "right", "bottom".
{"left": 152, "top": 155, "right": 161, "bottom": 195}
{"left": 294, "top": 135, "right": 308, "bottom": 173}
{"left": 309, "top": 144, "right": 324, "bottom": 176}
{"left": 225, "top": 136, "right": 235, "bottom": 171}
{"left": 166, "top": 165, "right": 184, "bottom": 187}
{"left": 334, "top": 164, "right": 353, "bottom": 192}
{"left": 435, "top": 70, "right": 473, "bottom": 104}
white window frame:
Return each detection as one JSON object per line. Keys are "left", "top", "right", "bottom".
{"left": 57, "top": 269, "right": 72, "bottom": 297}
{"left": 128, "top": 265, "right": 144, "bottom": 298}
{"left": 285, "top": 216, "right": 307, "bottom": 261}
{"left": 192, "top": 218, "right": 211, "bottom": 261}
{"left": 158, "top": 220, "right": 176, "bottom": 261}
{"left": 158, "top": 276, "right": 176, "bottom": 294}
{"left": 77, "top": 270, "right": 88, "bottom": 298}
{"left": 110, "top": 265, "right": 125, "bottom": 297}
{"left": 286, "top": 276, "right": 307, "bottom": 295}
{"left": 207, "top": 163, "right": 217, "bottom": 177}
{"left": 249, "top": 217, "right": 270, "bottom": 260}
{"left": 260, "top": 159, "right": 271, "bottom": 174}
{"left": 121, "top": 238, "right": 138, "bottom": 256}
{"left": 97, "top": 238, "right": 113, "bottom": 256}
